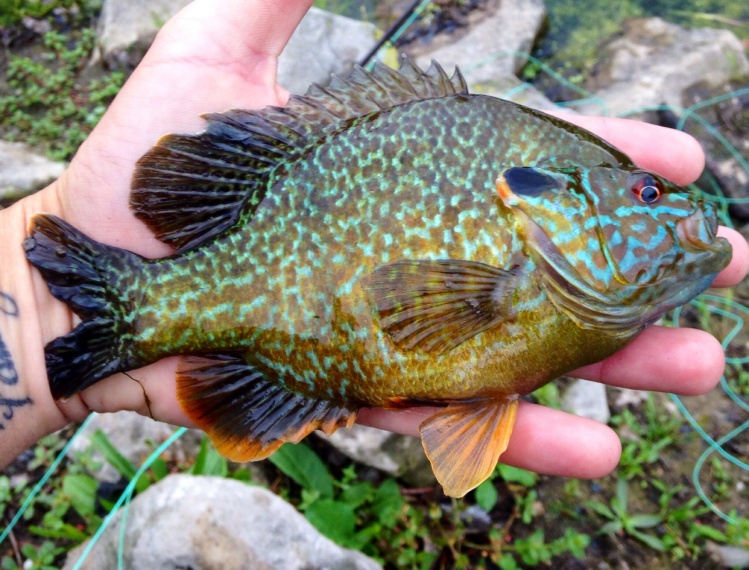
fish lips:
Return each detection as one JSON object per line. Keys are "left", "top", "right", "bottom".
{"left": 677, "top": 202, "right": 731, "bottom": 261}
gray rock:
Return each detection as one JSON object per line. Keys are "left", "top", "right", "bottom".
{"left": 96, "top": 0, "right": 192, "bottom": 66}
{"left": 408, "top": 0, "right": 546, "bottom": 87}
{"left": 707, "top": 542, "right": 749, "bottom": 568}
{"left": 63, "top": 474, "right": 381, "bottom": 570}
{"left": 69, "top": 411, "right": 201, "bottom": 483}
{"left": 319, "top": 424, "right": 436, "bottom": 488}
{"left": 561, "top": 379, "right": 610, "bottom": 424}
{"left": 278, "top": 7, "right": 380, "bottom": 95}
{"left": 474, "top": 75, "right": 562, "bottom": 112}
{"left": 0, "top": 141, "right": 65, "bottom": 206}
{"left": 613, "top": 388, "right": 649, "bottom": 408}
{"left": 579, "top": 18, "right": 749, "bottom": 116}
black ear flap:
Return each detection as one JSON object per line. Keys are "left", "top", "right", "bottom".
{"left": 502, "top": 167, "right": 564, "bottom": 197}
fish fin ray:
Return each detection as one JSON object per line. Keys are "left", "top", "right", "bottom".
{"left": 419, "top": 398, "right": 519, "bottom": 497}
{"left": 24, "top": 214, "right": 143, "bottom": 399}
{"left": 176, "top": 354, "right": 356, "bottom": 462}
{"left": 363, "top": 259, "right": 522, "bottom": 354}
{"left": 131, "top": 56, "right": 466, "bottom": 251}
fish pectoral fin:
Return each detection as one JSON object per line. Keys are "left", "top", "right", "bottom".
{"left": 419, "top": 397, "right": 519, "bottom": 498}
{"left": 363, "top": 259, "right": 523, "bottom": 354}
{"left": 176, "top": 354, "right": 356, "bottom": 462}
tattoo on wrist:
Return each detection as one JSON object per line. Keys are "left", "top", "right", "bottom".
{"left": 0, "top": 291, "right": 33, "bottom": 430}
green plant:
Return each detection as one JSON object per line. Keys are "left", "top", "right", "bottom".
{"left": 498, "top": 527, "right": 591, "bottom": 568}
{"left": 0, "top": 0, "right": 101, "bottom": 27}
{"left": 1, "top": 540, "right": 65, "bottom": 570}
{"left": 269, "top": 443, "right": 414, "bottom": 554}
{"left": 0, "top": 28, "right": 125, "bottom": 161}
{"left": 588, "top": 477, "right": 666, "bottom": 551}
{"left": 611, "top": 394, "right": 682, "bottom": 479}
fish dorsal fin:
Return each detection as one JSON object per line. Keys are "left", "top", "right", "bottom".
{"left": 420, "top": 397, "right": 519, "bottom": 497}
{"left": 295, "top": 56, "right": 468, "bottom": 122}
{"left": 363, "top": 259, "right": 523, "bottom": 354}
{"left": 176, "top": 354, "right": 356, "bottom": 461}
{"left": 130, "top": 56, "right": 467, "bottom": 251}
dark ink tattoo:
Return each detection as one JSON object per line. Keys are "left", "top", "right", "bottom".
{"left": 0, "top": 335, "right": 17, "bottom": 386}
{"left": 0, "top": 292, "right": 18, "bottom": 318}
{"left": 0, "top": 291, "right": 32, "bottom": 430}
{"left": 0, "top": 292, "right": 19, "bottom": 386}
{"left": 0, "top": 397, "right": 33, "bottom": 424}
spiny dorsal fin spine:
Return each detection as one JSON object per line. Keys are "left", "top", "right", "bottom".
{"left": 131, "top": 56, "right": 467, "bottom": 251}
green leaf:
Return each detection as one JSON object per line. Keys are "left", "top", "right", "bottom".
{"left": 62, "top": 473, "right": 97, "bottom": 517}
{"left": 269, "top": 443, "right": 334, "bottom": 497}
{"left": 498, "top": 554, "right": 519, "bottom": 570}
{"left": 615, "top": 478, "right": 628, "bottom": 515}
{"left": 28, "top": 523, "right": 89, "bottom": 542}
{"left": 690, "top": 523, "right": 728, "bottom": 542}
{"left": 370, "top": 479, "right": 404, "bottom": 526}
{"left": 600, "top": 521, "right": 623, "bottom": 535}
{"left": 475, "top": 480, "right": 498, "bottom": 512}
{"left": 90, "top": 430, "right": 137, "bottom": 480}
{"left": 587, "top": 500, "right": 615, "bottom": 520}
{"left": 629, "top": 514, "right": 663, "bottom": 529}
{"left": 630, "top": 529, "right": 666, "bottom": 551}
{"left": 340, "top": 482, "right": 374, "bottom": 509}
{"left": 150, "top": 458, "right": 169, "bottom": 481}
{"left": 190, "top": 437, "right": 228, "bottom": 477}
{"left": 2, "top": 555, "right": 20, "bottom": 570}
{"left": 498, "top": 464, "right": 537, "bottom": 487}
{"left": 516, "top": 529, "right": 551, "bottom": 565}
{"left": 305, "top": 499, "right": 356, "bottom": 545}
{"left": 558, "top": 528, "right": 590, "bottom": 559}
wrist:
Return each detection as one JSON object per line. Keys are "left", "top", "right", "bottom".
{"left": 0, "top": 184, "right": 88, "bottom": 468}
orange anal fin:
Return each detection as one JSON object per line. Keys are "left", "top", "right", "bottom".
{"left": 419, "top": 397, "right": 519, "bottom": 498}
{"left": 176, "top": 354, "right": 357, "bottom": 463}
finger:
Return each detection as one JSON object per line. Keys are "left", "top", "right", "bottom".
{"left": 713, "top": 226, "right": 749, "bottom": 287}
{"left": 158, "top": 0, "right": 314, "bottom": 63}
{"left": 573, "top": 326, "right": 724, "bottom": 395}
{"left": 72, "top": 357, "right": 194, "bottom": 426}
{"left": 359, "top": 402, "right": 621, "bottom": 478}
{"left": 550, "top": 113, "right": 705, "bottom": 186}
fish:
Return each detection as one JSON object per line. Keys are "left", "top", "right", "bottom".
{"left": 24, "top": 58, "right": 731, "bottom": 497}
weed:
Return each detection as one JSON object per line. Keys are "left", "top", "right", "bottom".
{"left": 0, "top": 28, "right": 125, "bottom": 161}
{"left": 588, "top": 476, "right": 666, "bottom": 551}
{"left": 611, "top": 394, "right": 683, "bottom": 480}
{"left": 0, "top": 0, "right": 101, "bottom": 28}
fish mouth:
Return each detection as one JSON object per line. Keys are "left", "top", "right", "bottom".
{"left": 676, "top": 203, "right": 721, "bottom": 252}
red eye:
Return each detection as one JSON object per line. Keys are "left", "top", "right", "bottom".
{"left": 631, "top": 175, "right": 662, "bottom": 204}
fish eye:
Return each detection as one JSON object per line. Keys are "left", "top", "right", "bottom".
{"left": 630, "top": 174, "right": 662, "bottom": 204}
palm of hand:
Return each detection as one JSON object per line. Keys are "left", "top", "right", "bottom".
{"left": 57, "top": 4, "right": 294, "bottom": 258}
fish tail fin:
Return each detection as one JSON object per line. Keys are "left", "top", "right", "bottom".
{"left": 25, "top": 214, "right": 145, "bottom": 400}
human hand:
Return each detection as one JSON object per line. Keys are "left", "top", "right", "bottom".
{"left": 2, "top": 0, "right": 748, "bottom": 477}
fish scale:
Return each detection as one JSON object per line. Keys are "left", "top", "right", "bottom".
{"left": 25, "top": 58, "right": 731, "bottom": 497}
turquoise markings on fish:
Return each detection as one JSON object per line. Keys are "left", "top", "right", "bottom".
{"left": 25, "top": 57, "right": 732, "bottom": 497}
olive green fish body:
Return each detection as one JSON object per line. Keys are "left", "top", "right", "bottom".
{"left": 125, "top": 94, "right": 629, "bottom": 406}
{"left": 25, "top": 59, "right": 731, "bottom": 497}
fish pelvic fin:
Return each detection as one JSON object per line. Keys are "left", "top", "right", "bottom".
{"left": 130, "top": 56, "right": 467, "bottom": 252}
{"left": 177, "top": 354, "right": 357, "bottom": 462}
{"left": 419, "top": 397, "right": 519, "bottom": 498}
{"left": 24, "top": 214, "right": 145, "bottom": 400}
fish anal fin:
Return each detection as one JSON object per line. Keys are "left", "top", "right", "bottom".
{"left": 363, "top": 259, "right": 523, "bottom": 354}
{"left": 419, "top": 397, "right": 519, "bottom": 498}
{"left": 176, "top": 354, "right": 356, "bottom": 463}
